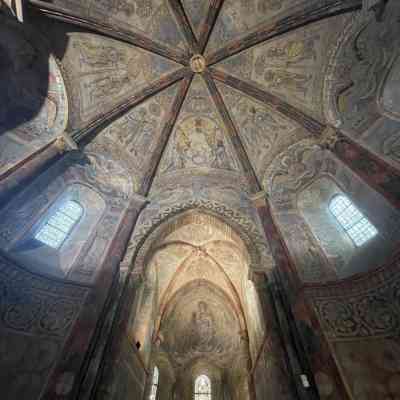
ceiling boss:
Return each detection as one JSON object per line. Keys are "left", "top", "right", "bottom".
{"left": 190, "top": 54, "right": 206, "bottom": 73}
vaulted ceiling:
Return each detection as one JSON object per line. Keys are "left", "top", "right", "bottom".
{"left": 28, "top": 0, "right": 362, "bottom": 196}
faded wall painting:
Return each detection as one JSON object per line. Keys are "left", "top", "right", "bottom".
{"left": 157, "top": 76, "right": 241, "bottom": 177}
{"left": 380, "top": 55, "right": 400, "bottom": 120}
{"left": 161, "top": 286, "right": 241, "bottom": 368}
{"left": 297, "top": 175, "right": 398, "bottom": 278}
{"left": 357, "top": 117, "right": 400, "bottom": 172}
{"left": 275, "top": 212, "right": 336, "bottom": 283}
{"left": 308, "top": 256, "right": 400, "bottom": 398}
{"left": 216, "top": 81, "right": 307, "bottom": 178}
{"left": 0, "top": 256, "right": 88, "bottom": 400}
{"left": 87, "top": 83, "right": 180, "bottom": 193}
{"left": 263, "top": 138, "right": 323, "bottom": 211}
{"left": 215, "top": 15, "right": 348, "bottom": 120}
{"left": 333, "top": 338, "right": 400, "bottom": 399}
{"left": 181, "top": 0, "right": 210, "bottom": 39}
{"left": 61, "top": 33, "right": 180, "bottom": 128}
{"left": 47, "top": 0, "right": 186, "bottom": 50}
{"left": 206, "top": 0, "right": 304, "bottom": 54}
{"left": 324, "top": 4, "right": 400, "bottom": 133}
{"left": 0, "top": 18, "right": 68, "bottom": 175}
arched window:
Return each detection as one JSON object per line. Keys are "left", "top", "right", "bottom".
{"left": 194, "top": 375, "right": 211, "bottom": 400}
{"left": 329, "top": 195, "right": 378, "bottom": 246}
{"left": 149, "top": 366, "right": 159, "bottom": 400}
{"left": 35, "top": 200, "right": 83, "bottom": 249}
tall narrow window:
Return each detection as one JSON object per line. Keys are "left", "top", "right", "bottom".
{"left": 149, "top": 366, "right": 159, "bottom": 400}
{"left": 329, "top": 195, "right": 378, "bottom": 246}
{"left": 35, "top": 200, "right": 83, "bottom": 249}
{"left": 194, "top": 375, "right": 211, "bottom": 400}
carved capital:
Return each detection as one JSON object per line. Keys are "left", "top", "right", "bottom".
{"left": 54, "top": 133, "right": 78, "bottom": 154}
{"left": 318, "top": 126, "right": 341, "bottom": 151}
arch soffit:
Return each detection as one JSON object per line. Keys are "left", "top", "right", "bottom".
{"left": 129, "top": 205, "right": 268, "bottom": 278}
{"left": 152, "top": 248, "right": 247, "bottom": 331}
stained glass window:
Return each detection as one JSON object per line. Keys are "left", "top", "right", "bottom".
{"left": 35, "top": 200, "right": 83, "bottom": 249}
{"left": 329, "top": 195, "right": 378, "bottom": 246}
{"left": 149, "top": 366, "right": 159, "bottom": 400}
{"left": 195, "top": 375, "right": 211, "bottom": 400}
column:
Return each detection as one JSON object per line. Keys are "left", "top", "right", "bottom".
{"left": 320, "top": 126, "right": 400, "bottom": 210}
{"left": 252, "top": 194, "right": 319, "bottom": 400}
{"left": 251, "top": 271, "right": 299, "bottom": 400}
{"left": 252, "top": 193, "right": 351, "bottom": 400}
{"left": 41, "top": 196, "right": 148, "bottom": 400}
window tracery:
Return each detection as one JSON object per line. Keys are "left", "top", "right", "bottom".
{"left": 194, "top": 375, "right": 211, "bottom": 400}
{"left": 329, "top": 195, "right": 377, "bottom": 246}
{"left": 35, "top": 200, "right": 83, "bottom": 249}
{"left": 149, "top": 366, "right": 159, "bottom": 400}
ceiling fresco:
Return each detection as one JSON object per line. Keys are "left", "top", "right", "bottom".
{"left": 89, "top": 84, "right": 180, "bottom": 193}
{"left": 215, "top": 81, "right": 308, "bottom": 178}
{"left": 181, "top": 0, "right": 211, "bottom": 39}
{"left": 62, "top": 33, "right": 181, "bottom": 128}
{"left": 31, "top": 0, "right": 364, "bottom": 197}
{"left": 136, "top": 211, "right": 254, "bottom": 370}
{"left": 214, "top": 15, "right": 348, "bottom": 121}
{"left": 156, "top": 75, "right": 242, "bottom": 177}
{"left": 47, "top": 0, "right": 187, "bottom": 51}
{"left": 145, "top": 212, "right": 249, "bottom": 310}
{"left": 205, "top": 0, "right": 305, "bottom": 54}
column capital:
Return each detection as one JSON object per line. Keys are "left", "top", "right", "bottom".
{"left": 318, "top": 125, "right": 342, "bottom": 151}
{"left": 54, "top": 132, "right": 78, "bottom": 154}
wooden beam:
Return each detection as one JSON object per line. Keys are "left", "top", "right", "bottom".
{"left": 197, "top": 0, "right": 225, "bottom": 53}
{"left": 206, "top": 0, "right": 362, "bottom": 66}
{"left": 210, "top": 68, "right": 325, "bottom": 135}
{"left": 168, "top": 0, "right": 200, "bottom": 54}
{"left": 202, "top": 72, "right": 262, "bottom": 193}
{"left": 28, "top": 0, "right": 189, "bottom": 65}
{"left": 139, "top": 75, "right": 193, "bottom": 196}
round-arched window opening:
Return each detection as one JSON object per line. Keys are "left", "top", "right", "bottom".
{"left": 194, "top": 375, "right": 211, "bottom": 400}
{"left": 329, "top": 195, "right": 378, "bottom": 247}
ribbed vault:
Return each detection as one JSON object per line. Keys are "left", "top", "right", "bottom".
{"left": 25, "top": 0, "right": 364, "bottom": 197}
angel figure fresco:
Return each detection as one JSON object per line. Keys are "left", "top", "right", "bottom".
{"left": 239, "top": 104, "right": 283, "bottom": 160}
{"left": 85, "top": 70, "right": 130, "bottom": 105}
{"left": 266, "top": 35, "right": 319, "bottom": 65}
{"left": 263, "top": 69, "right": 312, "bottom": 97}
{"left": 75, "top": 39, "right": 125, "bottom": 70}
{"left": 111, "top": 107, "right": 156, "bottom": 161}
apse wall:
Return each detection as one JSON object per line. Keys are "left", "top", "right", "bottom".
{"left": 266, "top": 140, "right": 400, "bottom": 283}
{"left": 0, "top": 140, "right": 140, "bottom": 399}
